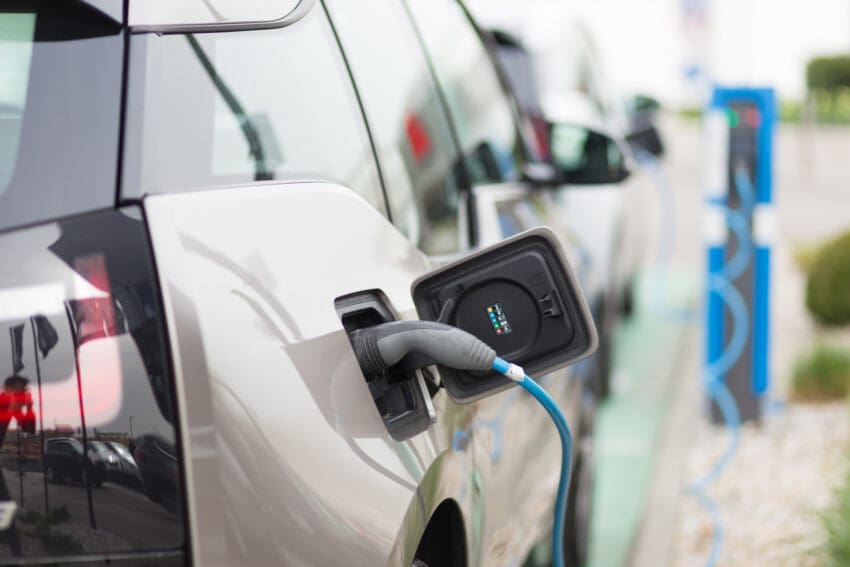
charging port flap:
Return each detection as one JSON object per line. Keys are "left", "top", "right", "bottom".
{"left": 412, "top": 228, "right": 598, "bottom": 404}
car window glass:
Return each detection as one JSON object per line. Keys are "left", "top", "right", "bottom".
{"left": 0, "top": 208, "right": 185, "bottom": 562}
{"left": 326, "top": 0, "right": 466, "bottom": 255}
{"left": 124, "top": 6, "right": 385, "bottom": 214}
{"left": 405, "top": 0, "right": 526, "bottom": 185}
{"left": 0, "top": 3, "right": 122, "bottom": 231}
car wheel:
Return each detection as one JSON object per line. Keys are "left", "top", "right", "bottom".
{"left": 564, "top": 394, "right": 596, "bottom": 567}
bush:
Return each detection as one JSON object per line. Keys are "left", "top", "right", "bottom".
{"left": 807, "top": 56, "right": 850, "bottom": 91}
{"left": 823, "top": 469, "right": 850, "bottom": 566}
{"left": 806, "top": 231, "right": 850, "bottom": 326}
{"left": 791, "top": 345, "right": 850, "bottom": 401}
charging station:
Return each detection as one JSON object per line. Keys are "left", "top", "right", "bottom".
{"left": 704, "top": 87, "right": 775, "bottom": 423}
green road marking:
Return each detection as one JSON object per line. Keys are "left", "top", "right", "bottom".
{"left": 587, "top": 269, "right": 699, "bottom": 567}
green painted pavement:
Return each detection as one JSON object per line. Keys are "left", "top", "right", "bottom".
{"left": 587, "top": 269, "right": 700, "bottom": 567}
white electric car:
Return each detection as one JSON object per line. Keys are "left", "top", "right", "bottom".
{"left": 0, "top": 0, "right": 628, "bottom": 565}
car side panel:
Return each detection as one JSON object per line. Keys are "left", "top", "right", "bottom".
{"left": 143, "top": 182, "right": 494, "bottom": 566}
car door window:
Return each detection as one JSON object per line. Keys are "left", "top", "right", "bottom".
{"left": 325, "top": 0, "right": 467, "bottom": 256}
{"left": 123, "top": 6, "right": 385, "bottom": 214}
{"left": 405, "top": 0, "right": 527, "bottom": 185}
{"left": 0, "top": 2, "right": 122, "bottom": 232}
{"left": 0, "top": 208, "right": 185, "bottom": 563}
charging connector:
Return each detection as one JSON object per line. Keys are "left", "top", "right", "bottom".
{"left": 349, "top": 321, "right": 573, "bottom": 567}
{"left": 349, "top": 321, "right": 497, "bottom": 378}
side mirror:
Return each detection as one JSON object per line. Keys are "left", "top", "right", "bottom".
{"left": 625, "top": 94, "right": 665, "bottom": 157}
{"left": 521, "top": 162, "right": 560, "bottom": 186}
{"left": 626, "top": 94, "right": 661, "bottom": 115}
{"left": 549, "top": 122, "right": 631, "bottom": 185}
{"left": 412, "top": 227, "right": 597, "bottom": 403}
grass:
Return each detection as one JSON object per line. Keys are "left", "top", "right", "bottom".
{"left": 791, "top": 345, "right": 850, "bottom": 401}
{"left": 18, "top": 506, "right": 82, "bottom": 553}
{"left": 823, "top": 467, "right": 850, "bottom": 566}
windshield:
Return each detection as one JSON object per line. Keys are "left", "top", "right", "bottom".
{"left": 108, "top": 441, "right": 132, "bottom": 458}
{"left": 0, "top": 2, "right": 122, "bottom": 231}
{"left": 89, "top": 441, "right": 111, "bottom": 455}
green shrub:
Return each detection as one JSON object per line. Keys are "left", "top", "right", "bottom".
{"left": 808, "top": 56, "right": 850, "bottom": 91}
{"left": 806, "top": 231, "right": 850, "bottom": 326}
{"left": 791, "top": 345, "right": 850, "bottom": 401}
{"left": 823, "top": 468, "right": 850, "bottom": 566}
{"left": 793, "top": 241, "right": 826, "bottom": 274}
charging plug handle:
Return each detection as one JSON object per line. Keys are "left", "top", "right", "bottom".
{"left": 350, "top": 321, "right": 496, "bottom": 377}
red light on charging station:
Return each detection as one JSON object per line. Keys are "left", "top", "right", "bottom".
{"left": 744, "top": 107, "right": 761, "bottom": 128}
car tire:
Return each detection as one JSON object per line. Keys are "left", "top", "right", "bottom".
{"left": 564, "top": 393, "right": 596, "bottom": 567}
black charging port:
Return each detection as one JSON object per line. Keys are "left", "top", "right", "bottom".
{"left": 334, "top": 290, "right": 436, "bottom": 441}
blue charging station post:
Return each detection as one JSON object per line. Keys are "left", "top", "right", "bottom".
{"left": 704, "top": 87, "right": 775, "bottom": 424}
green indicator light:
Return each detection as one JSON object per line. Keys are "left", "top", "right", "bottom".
{"left": 727, "top": 108, "right": 740, "bottom": 128}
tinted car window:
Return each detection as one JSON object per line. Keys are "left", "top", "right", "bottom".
{"left": 326, "top": 0, "right": 466, "bottom": 255}
{"left": 0, "top": 208, "right": 185, "bottom": 562}
{"left": 123, "top": 6, "right": 385, "bottom": 213}
{"left": 0, "top": 2, "right": 122, "bottom": 232}
{"left": 405, "top": 0, "right": 527, "bottom": 185}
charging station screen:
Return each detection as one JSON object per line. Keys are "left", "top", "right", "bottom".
{"left": 486, "top": 303, "right": 512, "bottom": 335}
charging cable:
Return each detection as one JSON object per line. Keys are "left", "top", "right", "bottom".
{"left": 493, "top": 357, "right": 573, "bottom": 567}
{"left": 351, "top": 321, "right": 573, "bottom": 567}
{"left": 689, "top": 164, "right": 755, "bottom": 567}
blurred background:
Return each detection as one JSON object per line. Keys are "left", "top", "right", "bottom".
{"left": 470, "top": 0, "right": 850, "bottom": 565}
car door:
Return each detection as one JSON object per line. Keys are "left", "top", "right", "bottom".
{"left": 124, "top": 4, "right": 495, "bottom": 566}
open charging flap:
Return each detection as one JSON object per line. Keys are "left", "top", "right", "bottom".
{"left": 412, "top": 227, "right": 598, "bottom": 404}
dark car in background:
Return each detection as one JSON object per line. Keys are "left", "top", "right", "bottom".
{"left": 43, "top": 438, "right": 107, "bottom": 487}
{"left": 89, "top": 440, "right": 122, "bottom": 480}
{"left": 134, "top": 434, "right": 179, "bottom": 508}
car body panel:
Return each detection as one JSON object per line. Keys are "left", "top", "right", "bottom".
{"left": 145, "top": 180, "right": 584, "bottom": 566}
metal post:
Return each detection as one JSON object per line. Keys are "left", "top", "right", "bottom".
{"left": 29, "top": 319, "right": 48, "bottom": 516}
{"left": 64, "top": 304, "right": 97, "bottom": 530}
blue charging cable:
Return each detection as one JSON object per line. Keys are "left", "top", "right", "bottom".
{"left": 350, "top": 321, "right": 576, "bottom": 567}
{"left": 689, "top": 164, "right": 756, "bottom": 567}
{"left": 493, "top": 356, "right": 573, "bottom": 567}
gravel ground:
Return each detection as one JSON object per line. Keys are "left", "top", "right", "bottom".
{"left": 666, "top": 118, "right": 850, "bottom": 567}
{"left": 671, "top": 400, "right": 850, "bottom": 567}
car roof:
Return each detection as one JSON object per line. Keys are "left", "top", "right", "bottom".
{"left": 80, "top": 0, "right": 312, "bottom": 32}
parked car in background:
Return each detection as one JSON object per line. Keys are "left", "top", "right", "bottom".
{"left": 43, "top": 438, "right": 107, "bottom": 488}
{"left": 469, "top": 0, "right": 664, "bottom": 397}
{"left": 134, "top": 434, "right": 180, "bottom": 507}
{"left": 0, "top": 0, "right": 616, "bottom": 565}
{"left": 105, "top": 441, "right": 142, "bottom": 486}
{"left": 89, "top": 440, "right": 122, "bottom": 479}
